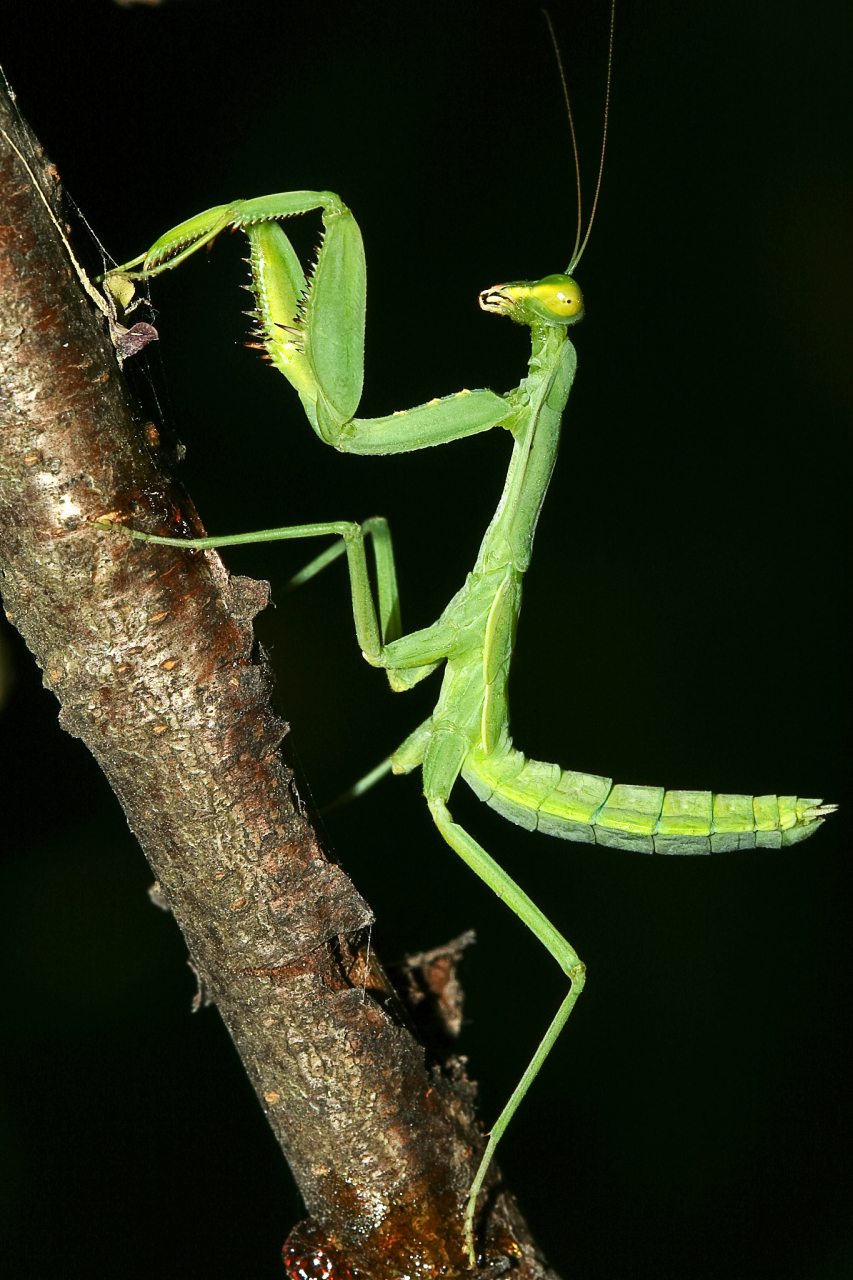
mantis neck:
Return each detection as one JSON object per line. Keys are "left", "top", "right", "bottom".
{"left": 474, "top": 324, "right": 577, "bottom": 579}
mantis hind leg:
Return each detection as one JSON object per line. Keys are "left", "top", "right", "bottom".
{"left": 425, "top": 782, "right": 585, "bottom": 1266}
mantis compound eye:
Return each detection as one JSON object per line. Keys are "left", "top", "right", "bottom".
{"left": 478, "top": 273, "right": 584, "bottom": 327}
{"left": 532, "top": 274, "right": 584, "bottom": 319}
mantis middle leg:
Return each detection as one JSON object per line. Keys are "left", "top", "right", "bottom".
{"left": 103, "top": 515, "right": 399, "bottom": 657}
{"left": 104, "top": 512, "right": 459, "bottom": 689}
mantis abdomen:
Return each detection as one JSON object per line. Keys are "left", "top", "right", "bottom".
{"left": 461, "top": 745, "right": 830, "bottom": 853}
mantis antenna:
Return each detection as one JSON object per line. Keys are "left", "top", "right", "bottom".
{"left": 543, "top": 0, "right": 615, "bottom": 274}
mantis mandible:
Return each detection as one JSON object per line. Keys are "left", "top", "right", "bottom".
{"left": 97, "top": 6, "right": 835, "bottom": 1265}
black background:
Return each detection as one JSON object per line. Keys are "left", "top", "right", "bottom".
{"left": 1, "top": 1, "right": 850, "bottom": 1277}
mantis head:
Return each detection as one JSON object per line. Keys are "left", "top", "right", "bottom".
{"left": 478, "top": 274, "right": 584, "bottom": 328}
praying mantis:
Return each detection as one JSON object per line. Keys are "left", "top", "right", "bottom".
{"left": 92, "top": 7, "right": 838, "bottom": 1268}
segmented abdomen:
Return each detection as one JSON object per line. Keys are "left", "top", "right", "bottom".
{"left": 461, "top": 744, "right": 832, "bottom": 853}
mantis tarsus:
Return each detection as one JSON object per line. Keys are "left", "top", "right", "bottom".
{"left": 97, "top": 11, "right": 836, "bottom": 1266}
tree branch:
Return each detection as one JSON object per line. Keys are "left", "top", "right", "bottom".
{"left": 0, "top": 80, "right": 559, "bottom": 1279}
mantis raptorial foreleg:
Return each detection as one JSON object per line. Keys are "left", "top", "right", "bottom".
{"left": 107, "top": 194, "right": 510, "bottom": 455}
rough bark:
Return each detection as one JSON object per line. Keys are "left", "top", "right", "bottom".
{"left": 0, "top": 83, "right": 560, "bottom": 1279}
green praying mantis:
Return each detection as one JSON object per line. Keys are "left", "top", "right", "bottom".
{"left": 96, "top": 11, "right": 836, "bottom": 1267}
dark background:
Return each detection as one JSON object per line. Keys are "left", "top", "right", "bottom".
{"left": 1, "top": 1, "right": 850, "bottom": 1277}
